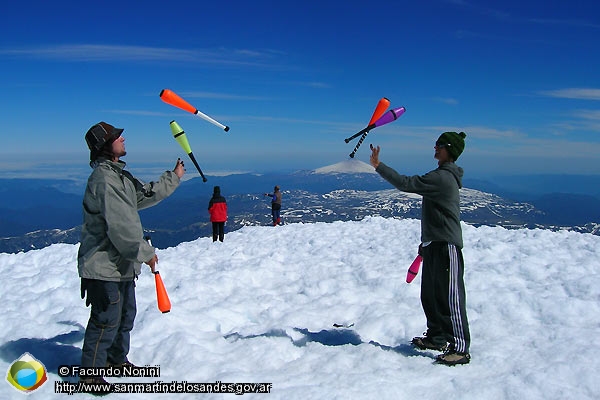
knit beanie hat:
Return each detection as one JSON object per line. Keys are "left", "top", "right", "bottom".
{"left": 213, "top": 186, "right": 221, "bottom": 195}
{"left": 437, "top": 131, "right": 466, "bottom": 161}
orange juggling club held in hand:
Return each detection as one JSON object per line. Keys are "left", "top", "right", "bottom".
{"left": 145, "top": 236, "right": 172, "bottom": 313}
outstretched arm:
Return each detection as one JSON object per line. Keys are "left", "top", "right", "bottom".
{"left": 135, "top": 159, "right": 184, "bottom": 210}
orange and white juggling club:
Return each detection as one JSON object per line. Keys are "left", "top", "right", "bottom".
{"left": 160, "top": 89, "right": 230, "bottom": 132}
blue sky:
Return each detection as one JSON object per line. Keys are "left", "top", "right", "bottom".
{"left": 1, "top": 0, "right": 599, "bottom": 180}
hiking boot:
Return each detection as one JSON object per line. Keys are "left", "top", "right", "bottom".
{"left": 79, "top": 377, "right": 111, "bottom": 396}
{"left": 411, "top": 336, "right": 447, "bottom": 352}
{"left": 108, "top": 359, "right": 138, "bottom": 367}
{"left": 435, "top": 349, "right": 471, "bottom": 366}
{"left": 107, "top": 359, "right": 138, "bottom": 376}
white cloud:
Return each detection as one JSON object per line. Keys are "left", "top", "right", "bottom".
{"left": 178, "top": 92, "right": 269, "bottom": 101}
{"left": 539, "top": 88, "right": 600, "bottom": 101}
{"left": 573, "top": 109, "right": 600, "bottom": 121}
{"left": 0, "top": 44, "right": 278, "bottom": 68}
{"left": 432, "top": 97, "right": 459, "bottom": 105}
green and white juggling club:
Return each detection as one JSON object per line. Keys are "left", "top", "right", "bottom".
{"left": 169, "top": 120, "right": 207, "bottom": 182}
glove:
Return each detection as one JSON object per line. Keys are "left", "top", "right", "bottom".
{"left": 80, "top": 278, "right": 110, "bottom": 312}
{"left": 418, "top": 243, "right": 423, "bottom": 256}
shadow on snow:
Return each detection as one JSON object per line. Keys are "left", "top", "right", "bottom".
{"left": 0, "top": 321, "right": 84, "bottom": 381}
{"left": 224, "top": 327, "right": 435, "bottom": 359}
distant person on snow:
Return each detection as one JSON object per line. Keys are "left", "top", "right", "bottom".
{"left": 208, "top": 185, "right": 227, "bottom": 242}
{"left": 369, "top": 131, "right": 471, "bottom": 366}
{"left": 264, "top": 185, "right": 282, "bottom": 226}
{"left": 78, "top": 122, "right": 185, "bottom": 391}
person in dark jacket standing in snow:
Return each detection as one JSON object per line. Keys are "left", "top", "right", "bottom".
{"left": 208, "top": 185, "right": 227, "bottom": 242}
{"left": 264, "top": 185, "right": 282, "bottom": 226}
{"left": 369, "top": 131, "right": 471, "bottom": 366}
{"left": 78, "top": 122, "right": 185, "bottom": 390}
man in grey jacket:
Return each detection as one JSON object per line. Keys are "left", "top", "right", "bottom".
{"left": 369, "top": 132, "right": 470, "bottom": 366}
{"left": 78, "top": 122, "right": 185, "bottom": 385}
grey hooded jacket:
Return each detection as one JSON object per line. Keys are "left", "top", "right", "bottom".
{"left": 78, "top": 159, "right": 180, "bottom": 281}
{"left": 375, "top": 161, "right": 464, "bottom": 248}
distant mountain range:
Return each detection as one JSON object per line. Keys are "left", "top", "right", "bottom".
{"left": 1, "top": 160, "right": 599, "bottom": 253}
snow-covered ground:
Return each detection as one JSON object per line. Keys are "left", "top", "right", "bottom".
{"left": 1, "top": 217, "right": 599, "bottom": 399}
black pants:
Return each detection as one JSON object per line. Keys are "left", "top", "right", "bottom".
{"left": 212, "top": 222, "right": 225, "bottom": 242}
{"left": 420, "top": 241, "right": 470, "bottom": 353}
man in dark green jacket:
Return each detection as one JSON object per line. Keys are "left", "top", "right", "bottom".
{"left": 369, "top": 132, "right": 470, "bottom": 366}
{"left": 78, "top": 122, "right": 185, "bottom": 385}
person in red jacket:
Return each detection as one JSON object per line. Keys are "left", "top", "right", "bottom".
{"left": 208, "top": 186, "right": 228, "bottom": 242}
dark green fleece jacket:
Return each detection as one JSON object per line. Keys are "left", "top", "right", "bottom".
{"left": 375, "top": 161, "right": 464, "bottom": 248}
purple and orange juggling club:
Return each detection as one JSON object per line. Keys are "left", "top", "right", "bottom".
{"left": 347, "top": 106, "right": 406, "bottom": 158}
{"left": 344, "top": 97, "right": 390, "bottom": 144}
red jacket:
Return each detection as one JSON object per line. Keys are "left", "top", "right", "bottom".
{"left": 208, "top": 196, "right": 227, "bottom": 222}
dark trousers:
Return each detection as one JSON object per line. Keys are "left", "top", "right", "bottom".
{"left": 212, "top": 222, "right": 225, "bottom": 242}
{"left": 271, "top": 206, "right": 281, "bottom": 225}
{"left": 81, "top": 280, "right": 137, "bottom": 367}
{"left": 420, "top": 242, "right": 470, "bottom": 353}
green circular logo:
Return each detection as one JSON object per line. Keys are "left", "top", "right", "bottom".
{"left": 6, "top": 353, "right": 48, "bottom": 393}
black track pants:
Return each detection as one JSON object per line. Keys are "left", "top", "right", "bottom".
{"left": 421, "top": 241, "right": 470, "bottom": 353}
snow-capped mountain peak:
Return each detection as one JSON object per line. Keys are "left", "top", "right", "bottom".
{"left": 313, "top": 159, "right": 376, "bottom": 174}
